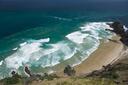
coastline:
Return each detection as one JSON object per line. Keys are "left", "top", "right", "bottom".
{"left": 27, "top": 36, "right": 125, "bottom": 85}
{"left": 74, "top": 36, "right": 123, "bottom": 76}
{"left": 54, "top": 36, "right": 124, "bottom": 76}
{"left": 0, "top": 36, "right": 125, "bottom": 85}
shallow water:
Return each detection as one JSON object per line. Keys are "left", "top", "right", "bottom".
{"left": 0, "top": 10, "right": 128, "bottom": 78}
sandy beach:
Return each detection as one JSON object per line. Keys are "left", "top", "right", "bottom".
{"left": 54, "top": 36, "right": 124, "bottom": 77}
{"left": 75, "top": 36, "right": 123, "bottom": 76}
{"left": 29, "top": 36, "right": 125, "bottom": 85}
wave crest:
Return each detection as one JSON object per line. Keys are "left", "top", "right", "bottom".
{"left": 0, "top": 22, "right": 114, "bottom": 79}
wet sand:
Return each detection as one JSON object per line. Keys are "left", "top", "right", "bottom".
{"left": 75, "top": 36, "right": 123, "bottom": 76}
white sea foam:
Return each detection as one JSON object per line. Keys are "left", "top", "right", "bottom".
{"left": 66, "top": 31, "right": 89, "bottom": 44}
{"left": 12, "top": 47, "right": 18, "bottom": 51}
{"left": 5, "top": 38, "right": 50, "bottom": 69}
{"left": 4, "top": 38, "right": 76, "bottom": 69}
{"left": 66, "top": 22, "right": 112, "bottom": 44}
{"left": 66, "top": 22, "right": 113, "bottom": 66}
{"left": 3, "top": 22, "right": 113, "bottom": 74}
{"left": 40, "top": 42, "right": 77, "bottom": 67}
{"left": 49, "top": 16, "right": 72, "bottom": 21}
{"left": 80, "top": 22, "right": 112, "bottom": 30}
{"left": 20, "top": 42, "right": 27, "bottom": 47}
{"left": 29, "top": 38, "right": 50, "bottom": 43}
{"left": 124, "top": 25, "right": 128, "bottom": 32}
{"left": 0, "top": 60, "right": 3, "bottom": 66}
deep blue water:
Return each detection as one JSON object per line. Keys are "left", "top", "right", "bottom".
{"left": 0, "top": 10, "right": 128, "bottom": 39}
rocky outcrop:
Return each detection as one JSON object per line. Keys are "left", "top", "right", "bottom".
{"left": 86, "top": 48, "right": 128, "bottom": 85}
{"left": 64, "top": 65, "right": 76, "bottom": 76}
{"left": 107, "top": 21, "right": 125, "bottom": 37}
{"left": 24, "top": 66, "right": 32, "bottom": 77}
{"left": 107, "top": 21, "right": 128, "bottom": 46}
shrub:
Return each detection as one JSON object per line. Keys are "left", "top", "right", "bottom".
{"left": 64, "top": 65, "right": 76, "bottom": 76}
{"left": 3, "top": 77, "right": 20, "bottom": 85}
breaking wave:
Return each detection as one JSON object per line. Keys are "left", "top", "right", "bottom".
{"left": 48, "top": 16, "right": 72, "bottom": 21}
{"left": 0, "top": 22, "right": 113, "bottom": 78}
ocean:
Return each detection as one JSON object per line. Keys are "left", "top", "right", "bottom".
{"left": 0, "top": 2, "right": 128, "bottom": 78}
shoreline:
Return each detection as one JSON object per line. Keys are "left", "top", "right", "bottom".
{"left": 0, "top": 36, "right": 124, "bottom": 79}
{"left": 74, "top": 36, "right": 123, "bottom": 76}
{"left": 0, "top": 36, "right": 126, "bottom": 85}
{"left": 24, "top": 36, "right": 125, "bottom": 85}
{"left": 53, "top": 36, "right": 124, "bottom": 76}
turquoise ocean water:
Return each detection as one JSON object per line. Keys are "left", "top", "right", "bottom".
{"left": 0, "top": 10, "right": 128, "bottom": 78}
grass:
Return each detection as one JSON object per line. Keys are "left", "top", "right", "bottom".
{"left": 30, "top": 77, "right": 116, "bottom": 85}
{"left": 1, "top": 77, "right": 20, "bottom": 85}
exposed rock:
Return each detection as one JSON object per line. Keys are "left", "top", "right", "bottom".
{"left": 11, "top": 71, "right": 21, "bottom": 78}
{"left": 11, "top": 71, "right": 16, "bottom": 77}
{"left": 64, "top": 65, "right": 76, "bottom": 76}
{"left": 86, "top": 48, "right": 128, "bottom": 85}
{"left": 24, "top": 66, "right": 32, "bottom": 77}
{"left": 107, "top": 21, "right": 128, "bottom": 46}
{"left": 107, "top": 21, "right": 125, "bottom": 37}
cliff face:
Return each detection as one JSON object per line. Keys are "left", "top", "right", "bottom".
{"left": 85, "top": 22, "right": 128, "bottom": 85}
{"left": 108, "top": 22, "right": 128, "bottom": 84}
{"left": 107, "top": 21, "right": 128, "bottom": 46}
{"left": 86, "top": 47, "right": 128, "bottom": 85}
{"left": 114, "top": 49, "right": 128, "bottom": 85}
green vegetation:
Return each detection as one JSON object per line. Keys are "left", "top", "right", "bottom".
{"left": 40, "top": 73, "right": 59, "bottom": 80}
{"left": 0, "top": 73, "right": 117, "bottom": 85}
{"left": 100, "top": 71, "right": 119, "bottom": 79}
{"left": 1, "top": 77, "right": 20, "bottom": 85}
{"left": 39, "top": 77, "right": 116, "bottom": 85}
{"left": 0, "top": 62, "right": 128, "bottom": 85}
{"left": 64, "top": 65, "right": 76, "bottom": 76}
